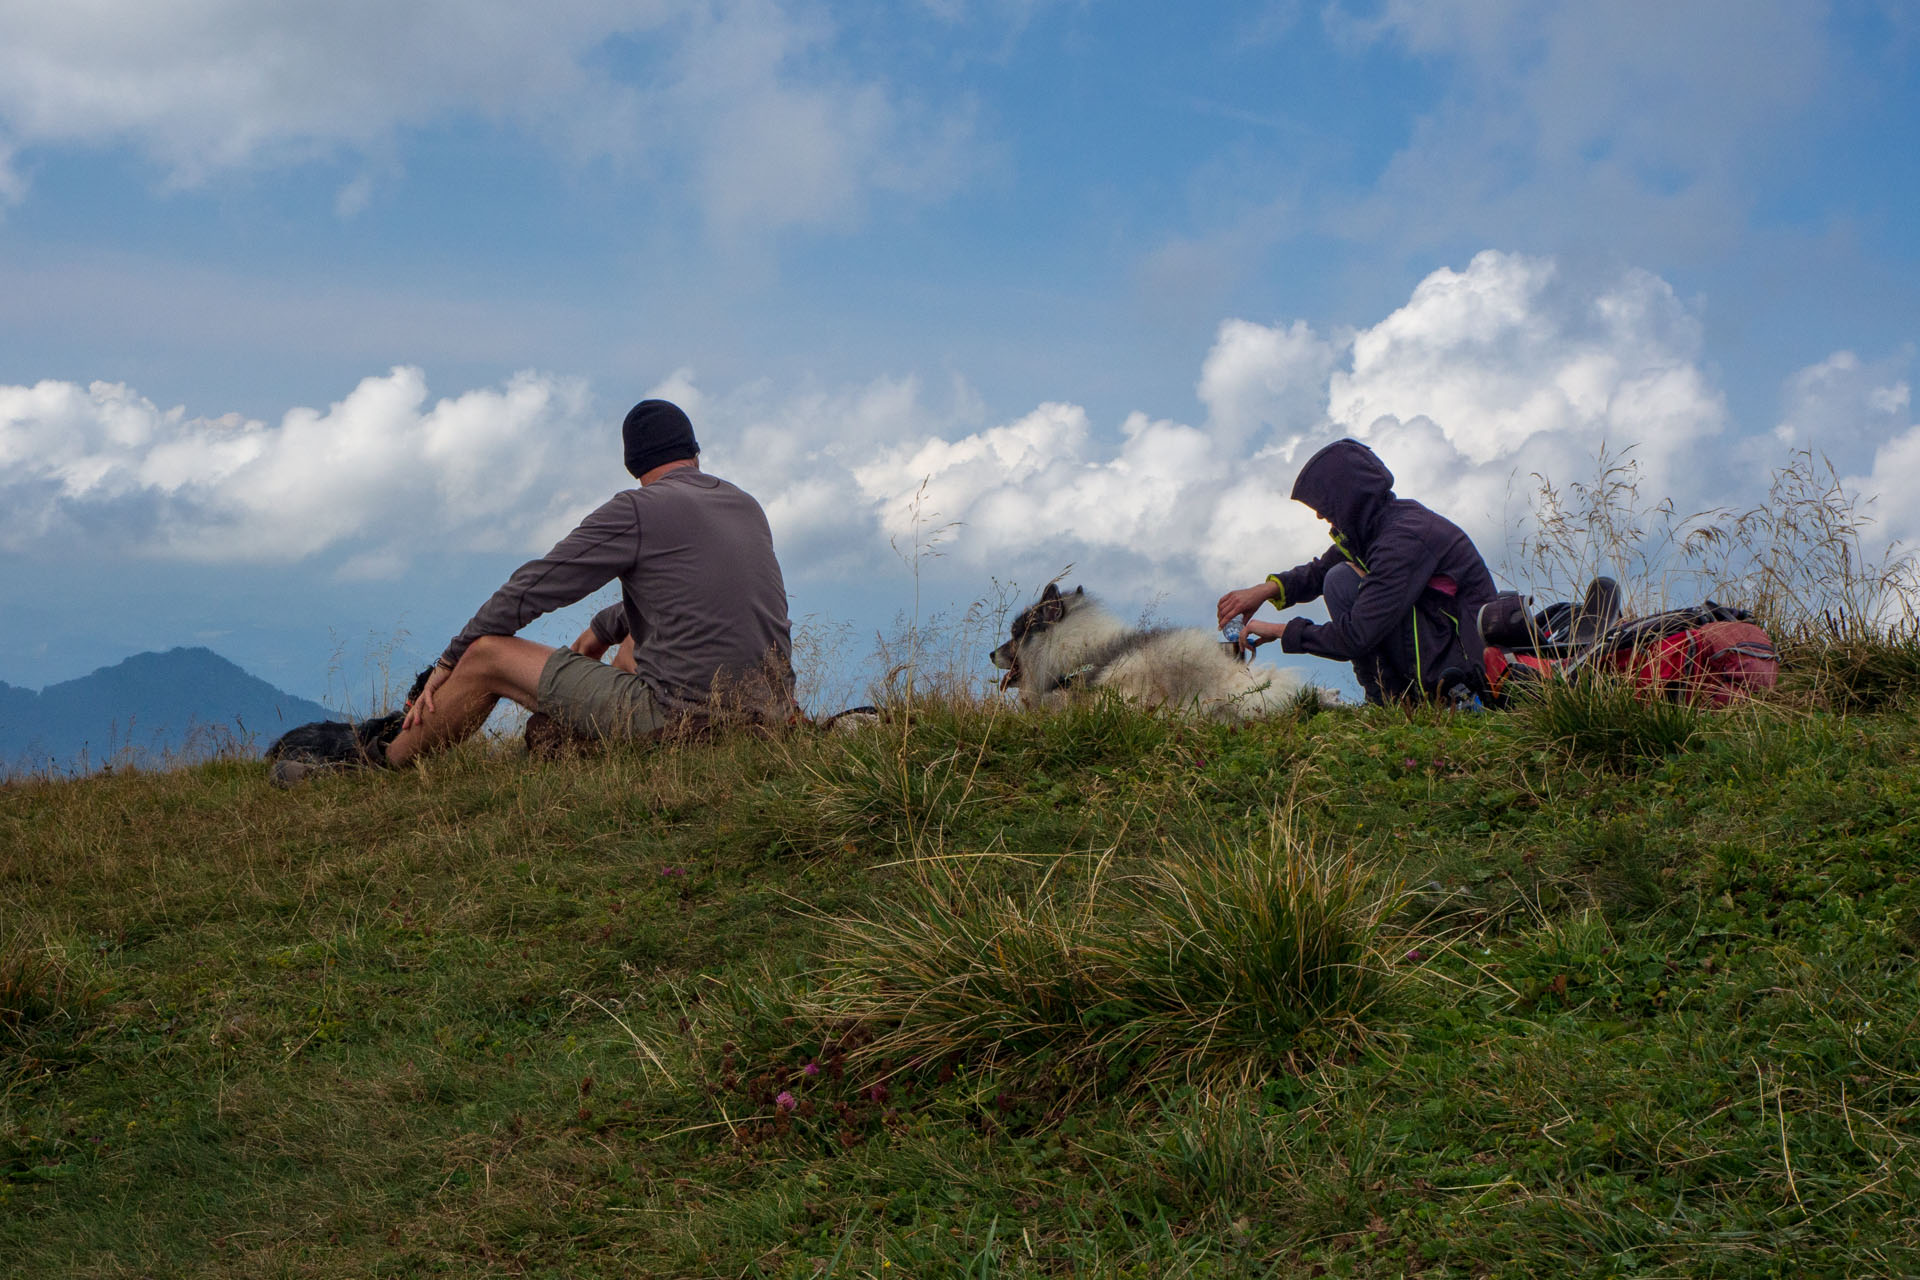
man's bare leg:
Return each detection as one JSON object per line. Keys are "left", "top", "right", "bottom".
{"left": 387, "top": 635, "right": 557, "bottom": 766}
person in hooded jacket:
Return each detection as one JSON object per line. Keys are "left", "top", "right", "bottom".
{"left": 1216, "top": 438, "right": 1497, "bottom": 704}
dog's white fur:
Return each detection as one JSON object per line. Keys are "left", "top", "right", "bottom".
{"left": 992, "top": 586, "right": 1309, "bottom": 720}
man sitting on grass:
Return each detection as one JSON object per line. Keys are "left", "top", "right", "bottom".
{"left": 1216, "top": 437, "right": 1496, "bottom": 705}
{"left": 271, "top": 399, "right": 793, "bottom": 784}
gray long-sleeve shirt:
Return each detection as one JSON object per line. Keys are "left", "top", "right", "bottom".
{"left": 440, "top": 469, "right": 793, "bottom": 716}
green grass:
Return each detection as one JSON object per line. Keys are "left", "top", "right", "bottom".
{"left": 1508, "top": 668, "right": 1704, "bottom": 770}
{"left": 4, "top": 685, "right": 1920, "bottom": 1277}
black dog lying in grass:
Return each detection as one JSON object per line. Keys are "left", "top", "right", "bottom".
{"left": 264, "top": 666, "right": 436, "bottom": 783}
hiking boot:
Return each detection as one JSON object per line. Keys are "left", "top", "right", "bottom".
{"left": 1571, "top": 576, "right": 1623, "bottom": 645}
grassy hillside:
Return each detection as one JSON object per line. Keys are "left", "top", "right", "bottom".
{"left": 4, "top": 672, "right": 1919, "bottom": 1277}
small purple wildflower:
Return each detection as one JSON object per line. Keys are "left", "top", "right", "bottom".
{"left": 775, "top": 1091, "right": 797, "bottom": 1112}
{"left": 1405, "top": 948, "right": 1427, "bottom": 962}
{"left": 803, "top": 1062, "right": 820, "bottom": 1077}
{"left": 659, "top": 866, "right": 687, "bottom": 878}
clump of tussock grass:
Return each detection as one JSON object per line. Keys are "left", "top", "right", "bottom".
{"left": 801, "top": 729, "right": 991, "bottom": 857}
{"left": 1136, "top": 1084, "right": 1287, "bottom": 1215}
{"left": 802, "top": 811, "right": 1401, "bottom": 1092}
{"left": 789, "top": 697, "right": 1004, "bottom": 858}
{"left": 1509, "top": 669, "right": 1702, "bottom": 770}
{"left": 0, "top": 935, "right": 80, "bottom": 1046}
{"left": 1016, "top": 687, "right": 1174, "bottom": 769}
{"left": 1272, "top": 680, "right": 1340, "bottom": 726}
{"left": 790, "top": 693, "right": 1173, "bottom": 857}
{"left": 1777, "top": 623, "right": 1920, "bottom": 712}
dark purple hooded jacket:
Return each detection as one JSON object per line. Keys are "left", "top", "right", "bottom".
{"left": 1271, "top": 439, "right": 1496, "bottom": 695}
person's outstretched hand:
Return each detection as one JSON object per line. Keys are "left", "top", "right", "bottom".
{"left": 1216, "top": 583, "right": 1276, "bottom": 629}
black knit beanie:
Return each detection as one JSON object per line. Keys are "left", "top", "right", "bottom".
{"left": 622, "top": 399, "right": 699, "bottom": 478}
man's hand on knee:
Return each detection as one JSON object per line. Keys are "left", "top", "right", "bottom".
{"left": 404, "top": 661, "right": 453, "bottom": 731}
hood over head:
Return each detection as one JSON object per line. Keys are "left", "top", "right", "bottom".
{"left": 1291, "top": 438, "right": 1396, "bottom": 550}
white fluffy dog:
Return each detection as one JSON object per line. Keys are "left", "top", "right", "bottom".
{"left": 990, "top": 584, "right": 1308, "bottom": 719}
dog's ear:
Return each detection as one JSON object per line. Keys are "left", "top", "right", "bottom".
{"left": 1041, "top": 583, "right": 1061, "bottom": 601}
{"left": 1073, "top": 586, "right": 1084, "bottom": 597}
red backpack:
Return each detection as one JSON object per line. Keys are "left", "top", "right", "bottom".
{"left": 1588, "top": 612, "right": 1780, "bottom": 706}
{"left": 1480, "top": 586, "right": 1779, "bottom": 707}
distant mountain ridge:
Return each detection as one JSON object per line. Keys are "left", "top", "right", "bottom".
{"left": 0, "top": 647, "right": 335, "bottom": 776}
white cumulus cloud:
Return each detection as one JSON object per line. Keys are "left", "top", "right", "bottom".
{"left": 839, "top": 250, "right": 1733, "bottom": 598}
{"left": 0, "top": 367, "right": 601, "bottom": 572}
{"left": 1816, "top": 351, "right": 1920, "bottom": 549}
{"left": 4, "top": 250, "right": 1910, "bottom": 624}
{"left": 1852, "top": 423, "right": 1920, "bottom": 551}
{"left": 1196, "top": 317, "right": 1338, "bottom": 457}
{"left": 1775, "top": 349, "right": 1914, "bottom": 473}
{"left": 1329, "top": 251, "right": 1723, "bottom": 497}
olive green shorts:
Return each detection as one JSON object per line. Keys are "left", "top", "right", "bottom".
{"left": 535, "top": 650, "right": 670, "bottom": 741}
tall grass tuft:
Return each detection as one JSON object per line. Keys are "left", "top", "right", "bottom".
{"left": 1015, "top": 688, "right": 1171, "bottom": 771}
{"left": 804, "top": 811, "right": 1399, "bottom": 1091}
{"left": 1510, "top": 670, "right": 1702, "bottom": 770}
{"left": 1684, "top": 450, "right": 1919, "bottom": 634}
{"left": 0, "top": 935, "right": 78, "bottom": 1045}
{"left": 1519, "top": 446, "right": 1920, "bottom": 629}
{"left": 802, "top": 725, "right": 990, "bottom": 856}
{"left": 794, "top": 694, "right": 1170, "bottom": 856}
{"left": 1779, "top": 622, "right": 1920, "bottom": 712}
{"left": 1514, "top": 443, "right": 1920, "bottom": 726}
{"left": 1142, "top": 1085, "right": 1284, "bottom": 1213}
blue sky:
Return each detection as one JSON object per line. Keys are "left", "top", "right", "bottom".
{"left": 2, "top": 0, "right": 1917, "bottom": 707}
